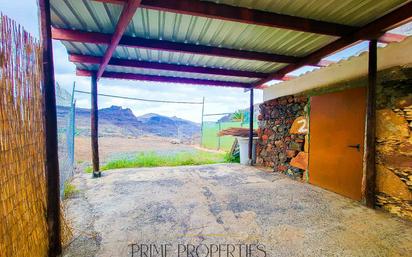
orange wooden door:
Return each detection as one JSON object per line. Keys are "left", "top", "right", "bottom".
{"left": 309, "top": 87, "right": 366, "bottom": 200}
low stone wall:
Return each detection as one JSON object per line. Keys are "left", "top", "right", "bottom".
{"left": 256, "top": 95, "right": 308, "bottom": 180}
{"left": 375, "top": 68, "right": 412, "bottom": 221}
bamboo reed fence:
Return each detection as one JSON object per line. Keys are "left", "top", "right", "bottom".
{"left": 0, "top": 14, "right": 71, "bottom": 256}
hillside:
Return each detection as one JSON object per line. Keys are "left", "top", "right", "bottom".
{"left": 57, "top": 105, "right": 200, "bottom": 139}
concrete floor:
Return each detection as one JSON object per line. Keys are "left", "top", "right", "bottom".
{"left": 63, "top": 164, "right": 412, "bottom": 257}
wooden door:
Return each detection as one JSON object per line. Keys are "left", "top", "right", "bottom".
{"left": 309, "top": 87, "right": 366, "bottom": 200}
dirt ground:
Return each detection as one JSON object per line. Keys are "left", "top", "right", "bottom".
{"left": 63, "top": 164, "right": 412, "bottom": 257}
{"left": 75, "top": 136, "right": 198, "bottom": 162}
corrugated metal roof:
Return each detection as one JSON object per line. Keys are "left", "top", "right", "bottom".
{"left": 50, "top": 0, "right": 411, "bottom": 86}
{"left": 125, "top": 8, "right": 336, "bottom": 57}
{"left": 51, "top": 0, "right": 121, "bottom": 33}
{"left": 104, "top": 65, "right": 259, "bottom": 83}
{"left": 75, "top": 63, "right": 259, "bottom": 83}
{"left": 61, "top": 41, "right": 107, "bottom": 56}
{"left": 62, "top": 41, "right": 287, "bottom": 73}
{"left": 113, "top": 46, "right": 287, "bottom": 73}
{"left": 204, "top": 0, "right": 409, "bottom": 26}
{"left": 51, "top": 0, "right": 336, "bottom": 57}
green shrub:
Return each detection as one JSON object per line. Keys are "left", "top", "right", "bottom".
{"left": 224, "top": 152, "right": 240, "bottom": 163}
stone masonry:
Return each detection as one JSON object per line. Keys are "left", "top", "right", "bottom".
{"left": 256, "top": 66, "right": 412, "bottom": 222}
{"left": 375, "top": 67, "right": 412, "bottom": 221}
{"left": 256, "top": 95, "right": 308, "bottom": 180}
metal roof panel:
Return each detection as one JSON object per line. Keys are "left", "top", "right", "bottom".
{"left": 63, "top": 41, "right": 287, "bottom": 73}
{"left": 126, "top": 8, "right": 336, "bottom": 57}
{"left": 51, "top": 0, "right": 337, "bottom": 57}
{"left": 203, "top": 0, "right": 410, "bottom": 26}
{"left": 113, "top": 46, "right": 287, "bottom": 73}
{"left": 105, "top": 65, "right": 259, "bottom": 83}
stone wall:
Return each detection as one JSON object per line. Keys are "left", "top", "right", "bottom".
{"left": 375, "top": 67, "right": 412, "bottom": 221}
{"left": 256, "top": 95, "right": 309, "bottom": 180}
{"left": 257, "top": 66, "right": 412, "bottom": 221}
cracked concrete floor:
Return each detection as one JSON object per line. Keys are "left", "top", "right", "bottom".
{"left": 63, "top": 164, "right": 412, "bottom": 257}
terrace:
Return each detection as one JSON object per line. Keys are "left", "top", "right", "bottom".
{"left": 1, "top": 1, "right": 412, "bottom": 256}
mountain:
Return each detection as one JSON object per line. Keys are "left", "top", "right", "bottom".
{"left": 57, "top": 105, "right": 200, "bottom": 140}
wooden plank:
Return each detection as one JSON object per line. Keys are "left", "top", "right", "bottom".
{"left": 91, "top": 72, "right": 100, "bottom": 177}
{"left": 93, "top": 0, "right": 355, "bottom": 36}
{"left": 255, "top": 2, "right": 412, "bottom": 86}
{"left": 69, "top": 54, "right": 269, "bottom": 78}
{"left": 365, "top": 39, "right": 377, "bottom": 208}
{"left": 96, "top": 0, "right": 141, "bottom": 80}
{"left": 37, "top": 0, "right": 62, "bottom": 255}
{"left": 77, "top": 69, "right": 251, "bottom": 88}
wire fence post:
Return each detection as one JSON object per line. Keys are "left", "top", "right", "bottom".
{"left": 200, "top": 97, "right": 205, "bottom": 147}
{"left": 70, "top": 82, "right": 76, "bottom": 165}
{"left": 218, "top": 121, "right": 221, "bottom": 150}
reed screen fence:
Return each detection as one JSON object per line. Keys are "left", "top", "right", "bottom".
{"left": 0, "top": 15, "right": 49, "bottom": 256}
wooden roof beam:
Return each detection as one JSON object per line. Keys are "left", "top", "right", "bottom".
{"left": 69, "top": 54, "right": 269, "bottom": 78}
{"left": 52, "top": 28, "right": 301, "bottom": 63}
{"left": 94, "top": 1, "right": 407, "bottom": 41}
{"left": 96, "top": 0, "right": 141, "bottom": 80}
{"left": 96, "top": 0, "right": 410, "bottom": 42}
{"left": 93, "top": 0, "right": 355, "bottom": 36}
{"left": 255, "top": 2, "right": 412, "bottom": 87}
{"left": 77, "top": 69, "right": 251, "bottom": 88}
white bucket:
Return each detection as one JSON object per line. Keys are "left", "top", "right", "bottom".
{"left": 237, "top": 137, "right": 258, "bottom": 165}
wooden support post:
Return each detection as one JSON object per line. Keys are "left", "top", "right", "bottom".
{"left": 38, "top": 0, "right": 62, "bottom": 256}
{"left": 91, "top": 72, "right": 100, "bottom": 177}
{"left": 248, "top": 87, "right": 254, "bottom": 165}
{"left": 365, "top": 39, "right": 377, "bottom": 208}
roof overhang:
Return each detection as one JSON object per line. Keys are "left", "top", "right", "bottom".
{"left": 263, "top": 36, "right": 412, "bottom": 101}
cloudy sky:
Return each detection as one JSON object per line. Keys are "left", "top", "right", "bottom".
{"left": 3, "top": 1, "right": 409, "bottom": 122}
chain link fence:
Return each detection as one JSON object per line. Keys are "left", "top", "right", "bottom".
{"left": 201, "top": 110, "right": 258, "bottom": 151}
{"left": 56, "top": 83, "right": 75, "bottom": 196}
